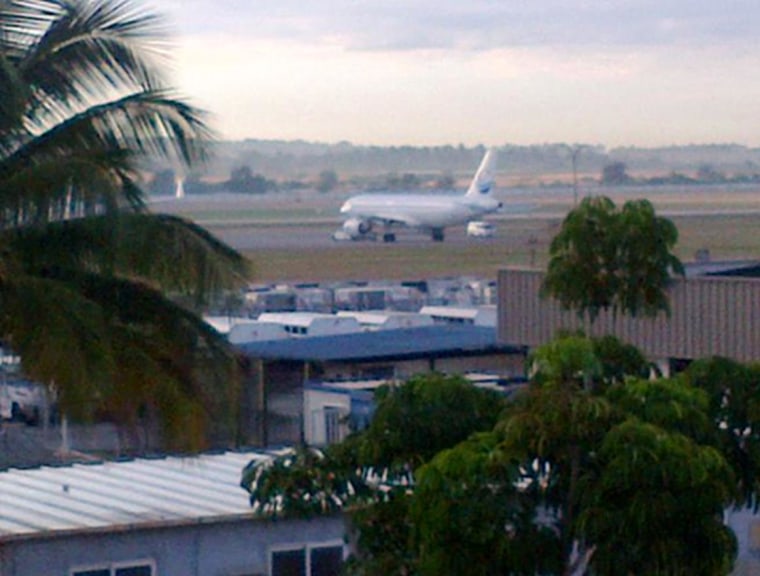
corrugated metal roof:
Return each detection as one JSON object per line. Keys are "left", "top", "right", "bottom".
{"left": 0, "top": 450, "right": 278, "bottom": 541}
{"left": 237, "top": 325, "right": 523, "bottom": 362}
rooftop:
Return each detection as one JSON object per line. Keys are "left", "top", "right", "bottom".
{"left": 684, "top": 259, "right": 760, "bottom": 278}
{"left": 0, "top": 449, "right": 279, "bottom": 541}
{"left": 238, "top": 325, "right": 524, "bottom": 362}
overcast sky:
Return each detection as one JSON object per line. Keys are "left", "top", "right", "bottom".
{"left": 158, "top": 1, "right": 760, "bottom": 148}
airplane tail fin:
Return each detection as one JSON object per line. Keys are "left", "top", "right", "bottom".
{"left": 465, "top": 148, "right": 497, "bottom": 198}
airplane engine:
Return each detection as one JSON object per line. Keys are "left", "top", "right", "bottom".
{"left": 343, "top": 217, "right": 373, "bottom": 237}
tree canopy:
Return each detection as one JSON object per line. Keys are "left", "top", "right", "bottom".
{"left": 542, "top": 196, "right": 684, "bottom": 321}
{"left": 244, "top": 339, "right": 757, "bottom": 575}
{"left": 0, "top": 0, "right": 249, "bottom": 448}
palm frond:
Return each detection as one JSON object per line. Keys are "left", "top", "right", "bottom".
{"left": 40, "top": 267, "right": 241, "bottom": 446}
{"left": 0, "top": 149, "right": 142, "bottom": 225}
{"left": 0, "top": 0, "right": 244, "bottom": 451}
{"left": 2, "top": 88, "right": 212, "bottom": 172}
{"left": 12, "top": 0, "right": 168, "bottom": 120}
{"left": 0, "top": 271, "right": 114, "bottom": 416}
{"left": 5, "top": 211, "right": 250, "bottom": 303}
{"left": 110, "top": 213, "right": 250, "bottom": 302}
{"left": 0, "top": 1, "right": 61, "bottom": 58}
{"left": 0, "top": 90, "right": 212, "bottom": 220}
{"left": 0, "top": 51, "right": 29, "bottom": 136}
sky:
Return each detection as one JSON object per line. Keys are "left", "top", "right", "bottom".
{"left": 158, "top": 0, "right": 760, "bottom": 148}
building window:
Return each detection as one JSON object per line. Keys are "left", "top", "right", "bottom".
{"left": 71, "top": 561, "right": 154, "bottom": 576}
{"left": 323, "top": 406, "right": 347, "bottom": 445}
{"left": 309, "top": 545, "right": 343, "bottom": 576}
{"left": 271, "top": 548, "right": 305, "bottom": 576}
{"left": 270, "top": 543, "right": 343, "bottom": 576}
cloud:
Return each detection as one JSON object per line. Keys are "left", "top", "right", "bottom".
{"left": 161, "top": 0, "right": 760, "bottom": 51}
{"left": 157, "top": 0, "right": 760, "bottom": 147}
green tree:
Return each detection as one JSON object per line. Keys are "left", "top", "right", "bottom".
{"left": 499, "top": 336, "right": 613, "bottom": 573}
{"left": 412, "top": 432, "right": 562, "bottom": 576}
{"left": 697, "top": 163, "right": 725, "bottom": 183}
{"left": 591, "top": 333, "right": 654, "bottom": 384}
{"left": 616, "top": 199, "right": 683, "bottom": 317}
{"left": 244, "top": 373, "right": 506, "bottom": 575}
{"left": 227, "top": 165, "right": 273, "bottom": 194}
{"left": 600, "top": 161, "right": 631, "bottom": 185}
{"left": 542, "top": 196, "right": 683, "bottom": 322}
{"left": 342, "top": 374, "right": 508, "bottom": 575}
{"left": 316, "top": 169, "right": 338, "bottom": 193}
{"left": 433, "top": 172, "right": 455, "bottom": 190}
{"left": 498, "top": 337, "right": 737, "bottom": 575}
{"left": 243, "top": 339, "right": 742, "bottom": 575}
{"left": 682, "top": 357, "right": 760, "bottom": 509}
{"left": 385, "top": 172, "right": 420, "bottom": 189}
{"left": 350, "top": 373, "right": 507, "bottom": 468}
{"left": 579, "top": 418, "right": 736, "bottom": 575}
{"left": 0, "top": 0, "right": 249, "bottom": 448}
{"left": 541, "top": 196, "right": 619, "bottom": 321}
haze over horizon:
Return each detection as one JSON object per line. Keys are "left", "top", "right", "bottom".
{"left": 160, "top": 1, "right": 760, "bottom": 149}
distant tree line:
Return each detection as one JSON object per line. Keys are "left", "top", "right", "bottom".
{"left": 147, "top": 166, "right": 459, "bottom": 196}
{"left": 202, "top": 141, "right": 760, "bottom": 181}
{"left": 148, "top": 167, "right": 287, "bottom": 196}
{"left": 145, "top": 143, "right": 760, "bottom": 196}
{"left": 600, "top": 160, "right": 760, "bottom": 186}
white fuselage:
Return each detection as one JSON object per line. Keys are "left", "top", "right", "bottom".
{"left": 335, "top": 148, "right": 501, "bottom": 242}
{"left": 340, "top": 193, "right": 501, "bottom": 230}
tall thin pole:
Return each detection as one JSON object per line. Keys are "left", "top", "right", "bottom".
{"left": 562, "top": 144, "right": 587, "bottom": 206}
{"left": 571, "top": 146, "right": 581, "bottom": 206}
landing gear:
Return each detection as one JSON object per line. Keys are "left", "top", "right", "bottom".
{"left": 382, "top": 232, "right": 396, "bottom": 243}
{"left": 431, "top": 228, "right": 445, "bottom": 242}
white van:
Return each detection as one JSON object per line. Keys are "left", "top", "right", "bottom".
{"left": 466, "top": 221, "right": 495, "bottom": 238}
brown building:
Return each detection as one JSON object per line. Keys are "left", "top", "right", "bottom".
{"left": 497, "top": 268, "right": 760, "bottom": 371}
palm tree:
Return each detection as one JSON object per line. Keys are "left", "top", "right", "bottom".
{"left": 0, "top": 0, "right": 250, "bottom": 450}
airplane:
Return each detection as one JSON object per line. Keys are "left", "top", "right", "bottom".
{"left": 334, "top": 148, "right": 502, "bottom": 242}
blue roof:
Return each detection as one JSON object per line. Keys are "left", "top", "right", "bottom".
{"left": 237, "top": 325, "right": 524, "bottom": 362}
{"left": 684, "top": 260, "right": 760, "bottom": 278}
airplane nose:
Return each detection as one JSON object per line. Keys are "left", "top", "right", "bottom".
{"left": 340, "top": 201, "right": 351, "bottom": 213}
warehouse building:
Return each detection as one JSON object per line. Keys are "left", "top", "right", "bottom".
{"left": 497, "top": 268, "right": 760, "bottom": 370}
{"left": 238, "top": 324, "right": 526, "bottom": 446}
{"left": 0, "top": 450, "right": 345, "bottom": 576}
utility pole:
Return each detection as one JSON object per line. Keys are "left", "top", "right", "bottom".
{"left": 562, "top": 144, "right": 588, "bottom": 206}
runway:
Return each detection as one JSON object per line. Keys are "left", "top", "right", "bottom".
{"left": 150, "top": 187, "right": 760, "bottom": 253}
{"left": 147, "top": 189, "right": 760, "bottom": 283}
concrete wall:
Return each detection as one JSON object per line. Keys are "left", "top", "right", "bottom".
{"left": 0, "top": 516, "right": 345, "bottom": 576}
{"left": 726, "top": 508, "right": 760, "bottom": 576}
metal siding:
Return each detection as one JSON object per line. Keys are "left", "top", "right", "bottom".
{"left": 498, "top": 269, "right": 760, "bottom": 363}
{"left": 721, "top": 281, "right": 734, "bottom": 357}
{"left": 735, "top": 283, "right": 748, "bottom": 359}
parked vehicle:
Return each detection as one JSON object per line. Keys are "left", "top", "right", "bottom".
{"left": 0, "top": 379, "right": 47, "bottom": 425}
{"left": 466, "top": 220, "right": 496, "bottom": 238}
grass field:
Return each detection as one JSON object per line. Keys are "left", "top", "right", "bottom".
{"left": 160, "top": 186, "right": 760, "bottom": 283}
{"left": 239, "top": 213, "right": 760, "bottom": 283}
